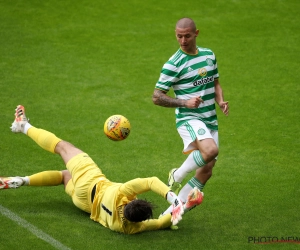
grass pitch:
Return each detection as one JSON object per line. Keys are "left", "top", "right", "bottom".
{"left": 0, "top": 0, "right": 299, "bottom": 249}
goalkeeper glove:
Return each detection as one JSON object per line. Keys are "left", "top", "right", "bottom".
{"left": 171, "top": 198, "right": 184, "bottom": 225}
{"left": 166, "top": 191, "right": 184, "bottom": 225}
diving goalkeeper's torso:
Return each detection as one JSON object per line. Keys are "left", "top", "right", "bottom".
{"left": 90, "top": 177, "right": 172, "bottom": 234}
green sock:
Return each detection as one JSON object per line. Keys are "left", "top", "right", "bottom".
{"left": 188, "top": 177, "right": 205, "bottom": 191}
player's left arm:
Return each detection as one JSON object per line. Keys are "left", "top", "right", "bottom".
{"left": 214, "top": 78, "right": 229, "bottom": 116}
{"left": 126, "top": 214, "right": 173, "bottom": 234}
{"left": 120, "top": 177, "right": 184, "bottom": 225}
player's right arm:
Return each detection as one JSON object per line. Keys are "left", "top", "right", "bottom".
{"left": 120, "top": 177, "right": 170, "bottom": 198}
{"left": 152, "top": 89, "right": 202, "bottom": 108}
{"left": 152, "top": 89, "right": 186, "bottom": 107}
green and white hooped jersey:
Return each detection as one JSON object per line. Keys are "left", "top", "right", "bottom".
{"left": 155, "top": 46, "right": 219, "bottom": 130}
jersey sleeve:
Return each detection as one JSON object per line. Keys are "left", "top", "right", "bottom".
{"left": 119, "top": 177, "right": 171, "bottom": 200}
{"left": 155, "top": 61, "right": 178, "bottom": 92}
{"left": 213, "top": 55, "right": 219, "bottom": 79}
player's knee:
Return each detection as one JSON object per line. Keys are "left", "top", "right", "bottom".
{"left": 210, "top": 146, "right": 219, "bottom": 158}
{"left": 197, "top": 139, "right": 218, "bottom": 162}
{"left": 55, "top": 141, "right": 75, "bottom": 153}
{"left": 203, "top": 145, "right": 218, "bottom": 162}
{"left": 62, "top": 170, "right": 72, "bottom": 188}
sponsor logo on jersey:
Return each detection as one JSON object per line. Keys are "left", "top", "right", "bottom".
{"left": 206, "top": 58, "right": 214, "bottom": 66}
{"left": 198, "top": 68, "right": 207, "bottom": 77}
{"left": 192, "top": 75, "right": 214, "bottom": 86}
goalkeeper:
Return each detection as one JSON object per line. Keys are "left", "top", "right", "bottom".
{"left": 0, "top": 105, "right": 203, "bottom": 234}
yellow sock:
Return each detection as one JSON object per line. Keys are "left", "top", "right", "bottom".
{"left": 28, "top": 171, "right": 63, "bottom": 186}
{"left": 27, "top": 127, "right": 62, "bottom": 154}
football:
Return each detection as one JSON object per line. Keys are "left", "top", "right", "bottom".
{"left": 103, "top": 115, "right": 131, "bottom": 141}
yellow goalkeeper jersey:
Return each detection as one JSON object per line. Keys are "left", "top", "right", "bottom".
{"left": 90, "top": 176, "right": 172, "bottom": 234}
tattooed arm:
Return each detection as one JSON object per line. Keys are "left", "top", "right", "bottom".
{"left": 152, "top": 89, "right": 203, "bottom": 108}
{"left": 152, "top": 89, "right": 186, "bottom": 107}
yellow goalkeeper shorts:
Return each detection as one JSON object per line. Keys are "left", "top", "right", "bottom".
{"left": 65, "top": 153, "right": 106, "bottom": 213}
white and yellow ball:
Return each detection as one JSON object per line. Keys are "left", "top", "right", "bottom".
{"left": 104, "top": 115, "right": 131, "bottom": 141}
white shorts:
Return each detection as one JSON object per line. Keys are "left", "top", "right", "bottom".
{"left": 177, "top": 120, "right": 219, "bottom": 154}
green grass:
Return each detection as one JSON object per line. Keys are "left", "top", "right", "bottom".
{"left": 1, "top": 0, "right": 299, "bottom": 249}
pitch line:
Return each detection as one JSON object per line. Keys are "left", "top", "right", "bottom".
{"left": 0, "top": 204, "right": 72, "bottom": 250}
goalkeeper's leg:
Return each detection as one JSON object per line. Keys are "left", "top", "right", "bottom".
{"left": 26, "top": 126, "right": 83, "bottom": 165}
{"left": 11, "top": 105, "right": 84, "bottom": 165}
{"left": 0, "top": 170, "right": 67, "bottom": 189}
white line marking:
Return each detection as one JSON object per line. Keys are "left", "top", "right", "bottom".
{"left": 0, "top": 204, "right": 72, "bottom": 250}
